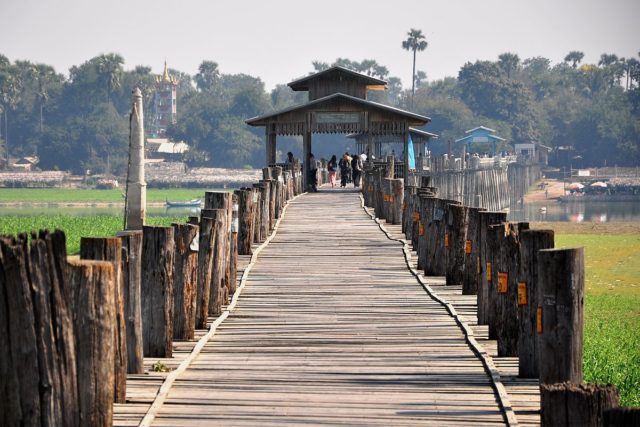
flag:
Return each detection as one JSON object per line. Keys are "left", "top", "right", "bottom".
{"left": 407, "top": 133, "right": 416, "bottom": 170}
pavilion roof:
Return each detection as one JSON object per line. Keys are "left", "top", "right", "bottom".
{"left": 246, "top": 92, "right": 430, "bottom": 128}
{"left": 288, "top": 66, "right": 387, "bottom": 92}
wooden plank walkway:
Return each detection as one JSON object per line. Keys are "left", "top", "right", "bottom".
{"left": 135, "top": 189, "right": 511, "bottom": 426}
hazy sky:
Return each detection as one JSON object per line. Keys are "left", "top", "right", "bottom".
{"left": 1, "top": 0, "right": 638, "bottom": 90}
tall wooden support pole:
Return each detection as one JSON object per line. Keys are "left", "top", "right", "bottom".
{"left": 478, "top": 211, "right": 507, "bottom": 326}
{"left": 201, "top": 209, "right": 226, "bottom": 317}
{"left": 0, "top": 237, "right": 42, "bottom": 426}
{"left": 172, "top": 223, "right": 198, "bottom": 340}
{"left": 517, "top": 229, "right": 554, "bottom": 378}
{"left": 541, "top": 383, "right": 619, "bottom": 427}
{"left": 236, "top": 189, "right": 254, "bottom": 255}
{"left": 195, "top": 216, "right": 215, "bottom": 329}
{"left": 125, "top": 87, "right": 146, "bottom": 230}
{"left": 69, "top": 259, "right": 115, "bottom": 427}
{"left": 367, "top": 133, "right": 374, "bottom": 167}
{"left": 303, "top": 129, "right": 311, "bottom": 191}
{"left": 391, "top": 179, "right": 404, "bottom": 225}
{"left": 141, "top": 226, "right": 175, "bottom": 358}
{"left": 403, "top": 129, "right": 409, "bottom": 184}
{"left": 446, "top": 204, "right": 470, "bottom": 287}
{"left": 79, "top": 237, "right": 127, "bottom": 403}
{"left": 266, "top": 129, "right": 276, "bottom": 166}
{"left": 116, "top": 230, "right": 144, "bottom": 375}
{"left": 229, "top": 196, "right": 239, "bottom": 295}
{"left": 462, "top": 207, "right": 485, "bottom": 295}
{"left": 205, "top": 192, "right": 232, "bottom": 299}
{"left": 538, "top": 247, "right": 585, "bottom": 384}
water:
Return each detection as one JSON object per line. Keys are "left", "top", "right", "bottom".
{"left": 508, "top": 201, "right": 640, "bottom": 223}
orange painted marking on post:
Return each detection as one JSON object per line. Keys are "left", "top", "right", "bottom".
{"left": 418, "top": 223, "right": 425, "bottom": 236}
{"left": 486, "top": 262, "right": 492, "bottom": 283}
{"left": 498, "top": 272, "right": 508, "bottom": 293}
{"left": 536, "top": 307, "right": 543, "bottom": 334}
{"left": 465, "top": 240, "right": 472, "bottom": 255}
{"left": 477, "top": 256, "right": 480, "bottom": 274}
{"left": 413, "top": 211, "right": 420, "bottom": 222}
{"left": 518, "top": 282, "right": 527, "bottom": 305}
{"left": 444, "top": 233, "right": 449, "bottom": 248}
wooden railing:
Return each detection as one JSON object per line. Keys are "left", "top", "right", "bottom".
{"left": 362, "top": 169, "right": 638, "bottom": 426}
{"left": 0, "top": 167, "right": 302, "bottom": 426}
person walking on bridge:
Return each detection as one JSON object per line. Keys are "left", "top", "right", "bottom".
{"left": 351, "top": 153, "right": 363, "bottom": 187}
{"left": 338, "top": 153, "right": 351, "bottom": 188}
{"left": 327, "top": 155, "right": 337, "bottom": 188}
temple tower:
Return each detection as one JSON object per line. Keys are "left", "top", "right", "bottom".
{"left": 152, "top": 61, "right": 177, "bottom": 137}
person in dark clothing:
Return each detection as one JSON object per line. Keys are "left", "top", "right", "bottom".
{"left": 307, "top": 153, "right": 318, "bottom": 192}
{"left": 351, "top": 154, "right": 363, "bottom": 187}
{"left": 338, "top": 153, "right": 350, "bottom": 188}
{"left": 327, "top": 154, "right": 337, "bottom": 188}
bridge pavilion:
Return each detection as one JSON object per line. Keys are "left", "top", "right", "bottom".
{"left": 246, "top": 66, "right": 432, "bottom": 188}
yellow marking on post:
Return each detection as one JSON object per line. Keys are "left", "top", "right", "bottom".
{"left": 487, "top": 262, "right": 492, "bottom": 283}
{"left": 419, "top": 222, "right": 425, "bottom": 236}
{"left": 498, "top": 272, "right": 508, "bottom": 293}
{"left": 518, "top": 282, "right": 527, "bottom": 305}
{"left": 444, "top": 233, "right": 449, "bottom": 248}
{"left": 477, "top": 256, "right": 480, "bottom": 274}
{"left": 413, "top": 211, "right": 420, "bottom": 222}
{"left": 465, "top": 240, "right": 472, "bottom": 255}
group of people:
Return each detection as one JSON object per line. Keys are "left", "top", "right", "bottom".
{"left": 327, "top": 152, "right": 366, "bottom": 188}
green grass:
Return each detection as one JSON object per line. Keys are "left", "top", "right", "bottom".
{"left": 556, "top": 234, "right": 640, "bottom": 406}
{"left": 0, "top": 215, "right": 187, "bottom": 255}
{"left": 0, "top": 188, "right": 225, "bottom": 203}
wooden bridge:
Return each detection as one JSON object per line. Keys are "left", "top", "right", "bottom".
{"left": 111, "top": 188, "right": 535, "bottom": 426}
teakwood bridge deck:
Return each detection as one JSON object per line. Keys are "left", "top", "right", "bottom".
{"left": 114, "top": 188, "right": 539, "bottom": 426}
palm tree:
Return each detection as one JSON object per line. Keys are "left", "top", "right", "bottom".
{"left": 564, "top": 51, "right": 585, "bottom": 68}
{"left": 33, "top": 64, "right": 59, "bottom": 132}
{"left": 97, "top": 53, "right": 124, "bottom": 103}
{"left": 498, "top": 52, "right": 521, "bottom": 79}
{"left": 402, "top": 28, "right": 428, "bottom": 108}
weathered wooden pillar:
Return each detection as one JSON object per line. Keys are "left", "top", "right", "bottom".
{"left": 266, "top": 130, "right": 276, "bottom": 165}
{"left": 445, "top": 204, "right": 470, "bottom": 287}
{"left": 272, "top": 167, "right": 284, "bottom": 218}
{"left": 538, "top": 247, "right": 585, "bottom": 384}
{"left": 125, "top": 88, "right": 146, "bottom": 230}
{"left": 116, "top": 230, "right": 144, "bottom": 375}
{"left": 604, "top": 407, "right": 640, "bottom": 426}
{"left": 541, "top": 383, "right": 618, "bottom": 427}
{"left": 141, "top": 226, "right": 175, "bottom": 357}
{"left": 205, "top": 191, "right": 232, "bottom": 298}
{"left": 229, "top": 196, "right": 239, "bottom": 296}
{"left": 391, "top": 179, "right": 404, "bottom": 225}
{"left": 495, "top": 222, "right": 529, "bottom": 357}
{"left": 486, "top": 223, "right": 503, "bottom": 340}
{"left": 235, "top": 189, "right": 255, "bottom": 255}
{"left": 172, "top": 223, "right": 199, "bottom": 340}
{"left": 79, "top": 237, "right": 127, "bottom": 403}
{"left": 195, "top": 216, "right": 215, "bottom": 329}
{"left": 417, "top": 193, "right": 433, "bottom": 272}
{"left": 0, "top": 237, "right": 42, "bottom": 426}
{"left": 517, "top": 229, "right": 554, "bottom": 378}
{"left": 303, "top": 129, "right": 311, "bottom": 191}
{"left": 259, "top": 180, "right": 271, "bottom": 240}
{"left": 202, "top": 208, "right": 226, "bottom": 317}
{"left": 27, "top": 231, "right": 79, "bottom": 427}
{"left": 251, "top": 186, "right": 262, "bottom": 243}
{"left": 462, "top": 207, "right": 485, "bottom": 295}
{"left": 69, "top": 259, "right": 115, "bottom": 427}
{"left": 477, "top": 211, "right": 507, "bottom": 326}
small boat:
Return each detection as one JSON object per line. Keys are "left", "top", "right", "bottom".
{"left": 165, "top": 198, "right": 202, "bottom": 208}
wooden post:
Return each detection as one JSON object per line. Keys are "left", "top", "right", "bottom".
{"left": 445, "top": 204, "right": 470, "bottom": 287}
{"left": 518, "top": 229, "right": 554, "bottom": 378}
{"left": 386, "top": 154, "right": 395, "bottom": 178}
{"left": 462, "top": 207, "right": 485, "bottom": 295}
{"left": 259, "top": 180, "right": 271, "bottom": 240}
{"left": 272, "top": 167, "right": 284, "bottom": 218}
{"left": 541, "top": 383, "right": 618, "bottom": 427}
{"left": 172, "top": 223, "right": 198, "bottom": 340}
{"left": 236, "top": 189, "right": 254, "bottom": 255}
{"left": 26, "top": 231, "right": 79, "bottom": 427}
{"left": 0, "top": 237, "right": 42, "bottom": 425}
{"left": 494, "top": 222, "right": 529, "bottom": 357}
{"left": 141, "top": 226, "right": 175, "bottom": 357}
{"left": 202, "top": 208, "right": 226, "bottom": 317}
{"left": 477, "top": 211, "right": 507, "bottom": 326}
{"left": 229, "top": 196, "right": 239, "bottom": 296}
{"left": 195, "top": 216, "right": 215, "bottom": 329}
{"left": 116, "top": 230, "right": 144, "bottom": 375}
{"left": 80, "top": 236, "right": 127, "bottom": 403}
{"left": 251, "top": 187, "right": 262, "bottom": 243}
{"left": 69, "top": 259, "right": 115, "bottom": 427}
{"left": 205, "top": 192, "right": 232, "bottom": 299}
{"left": 538, "top": 247, "right": 585, "bottom": 384}
{"left": 604, "top": 407, "right": 640, "bottom": 426}
{"left": 391, "top": 179, "right": 404, "bottom": 225}
{"left": 418, "top": 194, "right": 434, "bottom": 272}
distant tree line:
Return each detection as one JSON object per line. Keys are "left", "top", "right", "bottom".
{"left": 0, "top": 50, "right": 638, "bottom": 176}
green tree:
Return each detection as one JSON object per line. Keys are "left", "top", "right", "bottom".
{"left": 498, "top": 52, "right": 521, "bottom": 79}
{"left": 402, "top": 28, "right": 428, "bottom": 108}
{"left": 195, "top": 60, "right": 220, "bottom": 93}
{"left": 96, "top": 53, "right": 124, "bottom": 103}
{"left": 564, "top": 51, "right": 585, "bottom": 68}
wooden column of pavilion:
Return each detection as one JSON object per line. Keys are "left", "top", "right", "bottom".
{"left": 246, "top": 66, "right": 432, "bottom": 188}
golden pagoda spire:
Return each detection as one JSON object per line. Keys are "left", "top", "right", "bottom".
{"left": 162, "top": 60, "right": 171, "bottom": 82}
